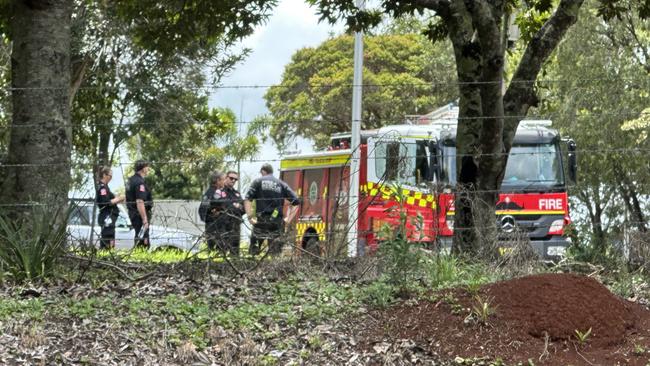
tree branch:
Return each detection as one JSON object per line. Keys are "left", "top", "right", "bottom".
{"left": 503, "top": 0, "right": 585, "bottom": 148}
{"left": 69, "top": 55, "right": 93, "bottom": 107}
{"left": 412, "top": 0, "right": 450, "bottom": 15}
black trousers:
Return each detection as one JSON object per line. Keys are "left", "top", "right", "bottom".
{"left": 250, "top": 217, "right": 283, "bottom": 256}
{"left": 131, "top": 215, "right": 150, "bottom": 248}
{"left": 100, "top": 224, "right": 115, "bottom": 249}
{"left": 206, "top": 220, "right": 240, "bottom": 256}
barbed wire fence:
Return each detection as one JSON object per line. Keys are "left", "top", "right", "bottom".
{"left": 1, "top": 78, "right": 649, "bottom": 276}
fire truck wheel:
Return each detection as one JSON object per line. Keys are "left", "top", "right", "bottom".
{"left": 304, "top": 237, "right": 321, "bottom": 257}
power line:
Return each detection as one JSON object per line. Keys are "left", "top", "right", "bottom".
{"left": 2, "top": 110, "right": 649, "bottom": 129}
{"left": 2, "top": 75, "right": 649, "bottom": 92}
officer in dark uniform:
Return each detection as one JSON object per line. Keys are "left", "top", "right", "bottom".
{"left": 199, "top": 171, "right": 226, "bottom": 252}
{"left": 126, "top": 160, "right": 153, "bottom": 248}
{"left": 95, "top": 166, "right": 124, "bottom": 249}
{"left": 222, "top": 170, "right": 245, "bottom": 256}
{"left": 244, "top": 163, "right": 301, "bottom": 256}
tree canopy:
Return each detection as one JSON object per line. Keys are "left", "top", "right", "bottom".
{"left": 538, "top": 0, "right": 650, "bottom": 260}
{"left": 264, "top": 31, "right": 458, "bottom": 150}
{"left": 0, "top": 0, "right": 277, "bottom": 203}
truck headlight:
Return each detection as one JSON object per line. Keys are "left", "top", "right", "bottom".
{"left": 446, "top": 218, "right": 454, "bottom": 230}
{"left": 548, "top": 219, "right": 564, "bottom": 235}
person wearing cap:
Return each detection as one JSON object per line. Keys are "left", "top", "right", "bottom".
{"left": 244, "top": 163, "right": 301, "bottom": 256}
{"left": 95, "top": 166, "right": 125, "bottom": 249}
{"left": 126, "top": 160, "right": 153, "bottom": 248}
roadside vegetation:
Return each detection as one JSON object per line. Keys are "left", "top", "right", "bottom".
{"left": 2, "top": 209, "right": 649, "bottom": 365}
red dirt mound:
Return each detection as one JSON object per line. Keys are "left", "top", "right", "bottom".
{"left": 360, "top": 273, "right": 650, "bottom": 365}
{"left": 484, "top": 273, "right": 636, "bottom": 346}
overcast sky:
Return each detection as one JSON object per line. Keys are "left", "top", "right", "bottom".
{"left": 210, "top": 0, "right": 339, "bottom": 121}
{"left": 209, "top": 0, "right": 343, "bottom": 185}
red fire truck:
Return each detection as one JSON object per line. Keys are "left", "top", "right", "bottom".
{"left": 279, "top": 105, "right": 577, "bottom": 258}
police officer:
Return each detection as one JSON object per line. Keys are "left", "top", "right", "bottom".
{"left": 244, "top": 163, "right": 301, "bottom": 256}
{"left": 200, "top": 171, "right": 226, "bottom": 252}
{"left": 96, "top": 166, "right": 124, "bottom": 249}
{"left": 222, "top": 170, "right": 245, "bottom": 256}
{"left": 126, "top": 160, "right": 153, "bottom": 248}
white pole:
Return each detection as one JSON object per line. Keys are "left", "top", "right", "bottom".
{"left": 347, "top": 0, "right": 364, "bottom": 257}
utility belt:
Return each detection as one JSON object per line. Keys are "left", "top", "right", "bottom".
{"left": 258, "top": 208, "right": 282, "bottom": 223}
{"left": 99, "top": 215, "right": 118, "bottom": 228}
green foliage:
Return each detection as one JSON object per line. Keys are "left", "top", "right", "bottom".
{"left": 539, "top": 1, "right": 650, "bottom": 257}
{"left": 0, "top": 298, "right": 44, "bottom": 321}
{"left": 112, "top": 0, "right": 277, "bottom": 61}
{"left": 469, "top": 295, "right": 496, "bottom": 325}
{"left": 423, "top": 253, "right": 461, "bottom": 289}
{"left": 0, "top": 207, "right": 69, "bottom": 282}
{"left": 263, "top": 32, "right": 457, "bottom": 149}
{"left": 574, "top": 327, "right": 592, "bottom": 345}
{"left": 358, "top": 279, "right": 396, "bottom": 308}
{"left": 514, "top": 6, "right": 552, "bottom": 43}
{"left": 608, "top": 270, "right": 642, "bottom": 298}
{"left": 377, "top": 186, "right": 425, "bottom": 295}
{"left": 130, "top": 97, "right": 259, "bottom": 198}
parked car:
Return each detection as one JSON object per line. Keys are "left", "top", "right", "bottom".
{"left": 67, "top": 199, "right": 199, "bottom": 252}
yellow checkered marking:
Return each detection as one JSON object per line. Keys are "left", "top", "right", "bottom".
{"left": 296, "top": 220, "right": 326, "bottom": 244}
{"left": 365, "top": 182, "right": 436, "bottom": 209}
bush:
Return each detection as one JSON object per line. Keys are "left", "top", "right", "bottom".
{"left": 0, "top": 206, "right": 69, "bottom": 282}
{"left": 424, "top": 253, "right": 460, "bottom": 288}
{"left": 358, "top": 280, "right": 396, "bottom": 308}
{"left": 377, "top": 186, "right": 425, "bottom": 295}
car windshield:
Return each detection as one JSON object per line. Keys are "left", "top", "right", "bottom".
{"left": 441, "top": 143, "right": 564, "bottom": 188}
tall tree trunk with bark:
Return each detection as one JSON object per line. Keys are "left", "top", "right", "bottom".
{"left": 449, "top": 1, "right": 506, "bottom": 258}
{"left": 444, "top": 0, "right": 584, "bottom": 257}
{"left": 1, "top": 0, "right": 73, "bottom": 211}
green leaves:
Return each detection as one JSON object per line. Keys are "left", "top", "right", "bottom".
{"left": 596, "top": 0, "right": 628, "bottom": 20}
{"left": 514, "top": 6, "right": 552, "bottom": 43}
{"left": 264, "top": 31, "right": 458, "bottom": 149}
{"left": 0, "top": 206, "right": 70, "bottom": 282}
{"left": 113, "top": 0, "right": 277, "bottom": 60}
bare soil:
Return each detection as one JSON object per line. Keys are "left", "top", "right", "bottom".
{"left": 359, "top": 273, "right": 650, "bottom": 365}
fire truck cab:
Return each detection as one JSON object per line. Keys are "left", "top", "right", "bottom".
{"left": 280, "top": 105, "right": 577, "bottom": 259}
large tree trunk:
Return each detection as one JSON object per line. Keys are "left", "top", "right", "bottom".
{"left": 449, "top": 1, "right": 506, "bottom": 259}
{"left": 447, "top": 0, "right": 583, "bottom": 258}
{"left": 1, "top": 0, "right": 73, "bottom": 211}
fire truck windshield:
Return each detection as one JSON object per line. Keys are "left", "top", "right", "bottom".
{"left": 441, "top": 143, "right": 564, "bottom": 189}
{"left": 375, "top": 140, "right": 432, "bottom": 186}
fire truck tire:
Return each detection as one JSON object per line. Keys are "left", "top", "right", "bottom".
{"left": 304, "top": 236, "right": 321, "bottom": 257}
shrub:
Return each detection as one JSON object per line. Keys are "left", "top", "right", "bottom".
{"left": 377, "top": 186, "right": 425, "bottom": 295}
{"left": 0, "top": 205, "right": 69, "bottom": 282}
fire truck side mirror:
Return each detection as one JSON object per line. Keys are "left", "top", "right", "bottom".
{"left": 567, "top": 139, "right": 577, "bottom": 185}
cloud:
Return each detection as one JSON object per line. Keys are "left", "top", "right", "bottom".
{"left": 210, "top": 0, "right": 341, "bottom": 121}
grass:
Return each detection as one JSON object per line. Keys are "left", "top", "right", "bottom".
{"left": 91, "top": 241, "right": 268, "bottom": 264}
{"left": 0, "top": 274, "right": 365, "bottom": 351}
{"left": 469, "top": 295, "right": 496, "bottom": 325}
{"left": 574, "top": 327, "right": 592, "bottom": 345}
{"left": 5, "top": 242, "right": 649, "bottom": 365}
